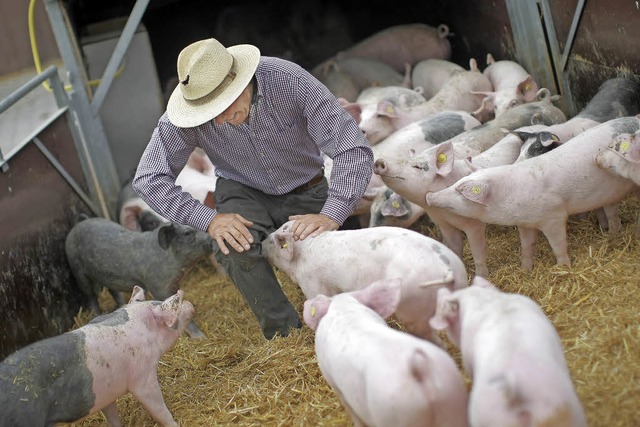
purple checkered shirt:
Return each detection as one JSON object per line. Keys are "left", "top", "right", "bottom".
{"left": 133, "top": 56, "right": 373, "bottom": 231}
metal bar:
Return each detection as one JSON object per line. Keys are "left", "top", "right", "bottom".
{"left": 45, "top": 0, "right": 120, "bottom": 219}
{"left": 90, "top": 0, "right": 150, "bottom": 115}
{"left": 539, "top": 0, "right": 578, "bottom": 117}
{"left": 0, "top": 107, "right": 68, "bottom": 170}
{"left": 0, "top": 66, "right": 58, "bottom": 115}
{"left": 560, "top": 0, "right": 586, "bottom": 70}
{"left": 32, "top": 137, "right": 101, "bottom": 216}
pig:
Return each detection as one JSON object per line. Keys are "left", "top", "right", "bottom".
{"left": 471, "top": 53, "right": 539, "bottom": 122}
{"left": 372, "top": 115, "right": 557, "bottom": 277}
{"left": 411, "top": 58, "right": 465, "bottom": 99}
{"left": 316, "top": 57, "right": 412, "bottom": 94}
{"left": 0, "top": 286, "right": 193, "bottom": 427}
{"left": 429, "top": 276, "right": 587, "bottom": 427}
{"left": 446, "top": 88, "right": 567, "bottom": 158}
{"left": 262, "top": 221, "right": 468, "bottom": 341}
{"left": 312, "top": 23, "right": 452, "bottom": 75}
{"left": 117, "top": 179, "right": 167, "bottom": 232}
{"left": 339, "top": 85, "right": 426, "bottom": 134}
{"left": 368, "top": 188, "right": 428, "bottom": 228}
{"left": 65, "top": 216, "right": 213, "bottom": 338}
{"left": 303, "top": 279, "right": 469, "bottom": 427}
{"left": 358, "top": 59, "right": 493, "bottom": 144}
{"left": 425, "top": 116, "right": 640, "bottom": 270}
{"left": 513, "top": 76, "right": 640, "bottom": 163}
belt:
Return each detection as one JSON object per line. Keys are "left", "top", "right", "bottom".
{"left": 290, "top": 169, "right": 325, "bottom": 194}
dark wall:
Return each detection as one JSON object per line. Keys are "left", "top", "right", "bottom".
{"left": 0, "top": 118, "right": 91, "bottom": 358}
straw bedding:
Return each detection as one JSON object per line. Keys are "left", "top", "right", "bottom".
{"left": 65, "top": 196, "right": 640, "bottom": 427}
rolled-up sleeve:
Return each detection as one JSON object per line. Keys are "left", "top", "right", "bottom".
{"left": 299, "top": 74, "right": 374, "bottom": 224}
{"left": 132, "top": 114, "right": 217, "bottom": 231}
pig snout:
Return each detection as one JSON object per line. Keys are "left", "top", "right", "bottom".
{"left": 373, "top": 158, "right": 388, "bottom": 176}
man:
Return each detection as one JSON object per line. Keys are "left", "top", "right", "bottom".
{"left": 133, "top": 38, "right": 373, "bottom": 339}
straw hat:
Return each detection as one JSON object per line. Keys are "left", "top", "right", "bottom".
{"left": 167, "top": 39, "right": 260, "bottom": 128}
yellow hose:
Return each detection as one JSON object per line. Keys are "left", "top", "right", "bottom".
{"left": 28, "top": 0, "right": 125, "bottom": 92}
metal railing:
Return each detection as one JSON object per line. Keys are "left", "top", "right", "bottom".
{"left": 0, "top": 65, "right": 100, "bottom": 215}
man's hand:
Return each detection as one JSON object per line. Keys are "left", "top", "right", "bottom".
{"left": 207, "top": 213, "right": 254, "bottom": 255}
{"left": 288, "top": 213, "right": 339, "bottom": 240}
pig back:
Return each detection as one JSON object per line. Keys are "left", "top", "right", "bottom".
{"left": 577, "top": 77, "right": 640, "bottom": 123}
{"left": 336, "top": 23, "right": 452, "bottom": 73}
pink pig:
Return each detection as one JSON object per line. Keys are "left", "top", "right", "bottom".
{"left": 262, "top": 221, "right": 468, "bottom": 341}
{"left": 358, "top": 58, "right": 493, "bottom": 144}
{"left": 429, "top": 276, "right": 587, "bottom": 427}
{"left": 425, "top": 116, "right": 640, "bottom": 270}
{"left": 0, "top": 286, "right": 193, "bottom": 427}
{"left": 471, "top": 53, "right": 539, "bottom": 122}
{"left": 304, "top": 278, "right": 469, "bottom": 427}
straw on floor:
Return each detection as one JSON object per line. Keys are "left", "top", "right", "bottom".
{"left": 66, "top": 196, "right": 640, "bottom": 427}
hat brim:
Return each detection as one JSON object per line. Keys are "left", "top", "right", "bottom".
{"left": 167, "top": 44, "right": 260, "bottom": 128}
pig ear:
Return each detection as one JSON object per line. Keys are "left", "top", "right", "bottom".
{"left": 530, "top": 112, "right": 545, "bottom": 125}
{"left": 471, "top": 275, "right": 497, "bottom": 289}
{"left": 456, "top": 180, "right": 490, "bottom": 205}
{"left": 535, "top": 88, "right": 551, "bottom": 101}
{"left": 435, "top": 142, "right": 455, "bottom": 176}
{"left": 120, "top": 205, "right": 143, "bottom": 231}
{"left": 303, "top": 295, "right": 331, "bottom": 331}
{"left": 517, "top": 75, "right": 539, "bottom": 102}
{"left": 352, "top": 278, "right": 402, "bottom": 320}
{"left": 156, "top": 290, "right": 183, "bottom": 329}
{"left": 511, "top": 130, "right": 535, "bottom": 142}
{"left": 376, "top": 100, "right": 399, "bottom": 118}
{"left": 157, "top": 223, "right": 176, "bottom": 250}
{"left": 429, "top": 288, "right": 459, "bottom": 331}
{"left": 464, "top": 157, "right": 480, "bottom": 173}
{"left": 540, "top": 132, "right": 561, "bottom": 147}
{"left": 339, "top": 99, "right": 362, "bottom": 123}
{"left": 380, "top": 193, "right": 409, "bottom": 217}
{"left": 275, "top": 232, "right": 295, "bottom": 262}
{"left": 471, "top": 95, "right": 495, "bottom": 122}
{"left": 129, "top": 286, "right": 146, "bottom": 303}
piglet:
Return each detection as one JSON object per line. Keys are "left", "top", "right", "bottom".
{"left": 425, "top": 116, "right": 640, "bottom": 270}
{"left": 304, "top": 279, "right": 469, "bottom": 427}
{"left": 429, "top": 276, "right": 586, "bottom": 427}
{"left": 65, "top": 216, "right": 212, "bottom": 338}
{"left": 471, "top": 53, "right": 539, "bottom": 122}
{"left": 262, "top": 221, "right": 468, "bottom": 342}
{"left": 0, "top": 286, "right": 192, "bottom": 427}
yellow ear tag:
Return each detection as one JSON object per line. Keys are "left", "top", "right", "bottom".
{"left": 391, "top": 200, "right": 400, "bottom": 209}
{"left": 472, "top": 186, "right": 482, "bottom": 195}
{"left": 525, "top": 83, "right": 531, "bottom": 91}
{"left": 620, "top": 140, "right": 631, "bottom": 152}
{"left": 386, "top": 105, "right": 394, "bottom": 114}
{"left": 282, "top": 242, "right": 288, "bottom": 249}
{"left": 310, "top": 305, "right": 316, "bottom": 317}
{"left": 437, "top": 153, "right": 447, "bottom": 163}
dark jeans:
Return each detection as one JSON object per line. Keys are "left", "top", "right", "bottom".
{"left": 213, "top": 177, "right": 328, "bottom": 339}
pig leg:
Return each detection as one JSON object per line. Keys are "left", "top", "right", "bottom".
{"left": 130, "top": 373, "right": 178, "bottom": 427}
{"left": 463, "top": 223, "right": 489, "bottom": 277}
{"left": 602, "top": 203, "right": 621, "bottom": 235}
{"left": 437, "top": 221, "right": 465, "bottom": 260}
{"left": 518, "top": 226, "right": 539, "bottom": 270}
{"left": 540, "top": 219, "right": 571, "bottom": 267}
{"left": 101, "top": 402, "right": 123, "bottom": 427}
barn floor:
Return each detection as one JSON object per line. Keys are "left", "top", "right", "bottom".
{"left": 64, "top": 197, "right": 640, "bottom": 427}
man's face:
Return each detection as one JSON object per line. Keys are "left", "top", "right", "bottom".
{"left": 214, "top": 83, "right": 252, "bottom": 126}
